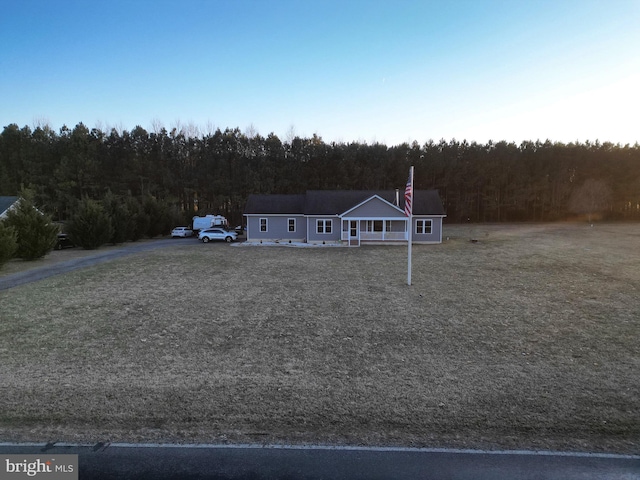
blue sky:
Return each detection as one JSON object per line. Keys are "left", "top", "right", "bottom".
{"left": 1, "top": 0, "right": 639, "bottom": 146}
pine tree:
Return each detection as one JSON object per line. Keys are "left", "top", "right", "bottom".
{"left": 3, "top": 194, "right": 59, "bottom": 260}
{"left": 0, "top": 221, "right": 18, "bottom": 268}
{"left": 68, "top": 197, "right": 113, "bottom": 249}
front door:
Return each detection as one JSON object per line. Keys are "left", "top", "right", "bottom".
{"left": 349, "top": 220, "right": 359, "bottom": 246}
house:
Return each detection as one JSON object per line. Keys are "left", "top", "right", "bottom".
{"left": 243, "top": 190, "right": 446, "bottom": 246}
{"left": 0, "top": 196, "right": 20, "bottom": 220}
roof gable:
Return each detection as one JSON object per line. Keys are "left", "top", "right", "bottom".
{"left": 0, "top": 196, "right": 20, "bottom": 217}
{"left": 340, "top": 195, "right": 405, "bottom": 218}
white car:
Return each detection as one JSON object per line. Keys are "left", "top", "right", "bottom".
{"left": 198, "top": 227, "right": 237, "bottom": 243}
{"left": 171, "top": 226, "right": 193, "bottom": 238}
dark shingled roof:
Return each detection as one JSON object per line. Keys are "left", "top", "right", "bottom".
{"left": 244, "top": 190, "right": 445, "bottom": 216}
{"left": 244, "top": 194, "right": 306, "bottom": 214}
{"left": 0, "top": 196, "right": 19, "bottom": 216}
{"left": 304, "top": 190, "right": 383, "bottom": 215}
{"left": 411, "top": 190, "right": 446, "bottom": 216}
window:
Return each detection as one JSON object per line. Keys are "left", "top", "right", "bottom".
{"left": 365, "top": 220, "right": 392, "bottom": 232}
{"left": 288, "top": 218, "right": 296, "bottom": 232}
{"left": 365, "top": 220, "right": 383, "bottom": 232}
{"left": 416, "top": 219, "right": 432, "bottom": 234}
{"left": 317, "top": 219, "right": 332, "bottom": 234}
{"left": 259, "top": 218, "right": 268, "bottom": 232}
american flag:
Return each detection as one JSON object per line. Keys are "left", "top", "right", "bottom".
{"left": 404, "top": 170, "right": 413, "bottom": 217}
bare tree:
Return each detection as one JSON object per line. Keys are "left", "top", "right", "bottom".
{"left": 284, "top": 124, "right": 297, "bottom": 144}
{"left": 204, "top": 120, "right": 217, "bottom": 137}
{"left": 170, "top": 119, "right": 183, "bottom": 138}
{"left": 244, "top": 123, "right": 259, "bottom": 139}
{"left": 32, "top": 116, "right": 52, "bottom": 131}
{"left": 150, "top": 118, "right": 165, "bottom": 135}
{"left": 183, "top": 121, "right": 200, "bottom": 139}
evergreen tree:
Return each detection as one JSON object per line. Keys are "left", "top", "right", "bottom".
{"left": 3, "top": 193, "right": 59, "bottom": 260}
{"left": 2, "top": 122, "right": 640, "bottom": 224}
{"left": 68, "top": 197, "right": 113, "bottom": 249}
{"left": 0, "top": 221, "right": 18, "bottom": 268}
{"left": 143, "top": 195, "right": 171, "bottom": 237}
{"left": 124, "top": 196, "right": 148, "bottom": 241}
{"left": 102, "top": 191, "right": 129, "bottom": 244}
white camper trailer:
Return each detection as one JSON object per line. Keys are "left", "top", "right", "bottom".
{"left": 192, "top": 215, "right": 228, "bottom": 232}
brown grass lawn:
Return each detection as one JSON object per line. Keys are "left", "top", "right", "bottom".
{"left": 0, "top": 223, "right": 639, "bottom": 453}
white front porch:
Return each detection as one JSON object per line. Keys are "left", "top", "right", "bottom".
{"left": 358, "top": 231, "right": 407, "bottom": 241}
{"left": 341, "top": 219, "right": 408, "bottom": 245}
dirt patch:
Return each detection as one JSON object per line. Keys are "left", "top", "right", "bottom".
{"left": 0, "top": 223, "right": 638, "bottom": 453}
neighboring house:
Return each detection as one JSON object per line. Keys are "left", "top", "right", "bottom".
{"left": 0, "top": 196, "right": 20, "bottom": 220}
{"left": 243, "top": 190, "right": 446, "bottom": 246}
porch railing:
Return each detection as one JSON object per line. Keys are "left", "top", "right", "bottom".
{"left": 341, "top": 231, "right": 407, "bottom": 241}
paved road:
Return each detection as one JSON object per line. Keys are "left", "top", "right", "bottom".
{"left": 0, "top": 443, "right": 638, "bottom": 480}
{"left": 0, "top": 239, "right": 196, "bottom": 291}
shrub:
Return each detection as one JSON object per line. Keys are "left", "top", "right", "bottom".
{"left": 3, "top": 197, "right": 58, "bottom": 260}
{"left": 143, "top": 195, "right": 170, "bottom": 238}
{"left": 124, "top": 196, "right": 148, "bottom": 241}
{"left": 68, "top": 198, "right": 113, "bottom": 249}
{"left": 0, "top": 222, "right": 18, "bottom": 268}
{"left": 102, "top": 192, "right": 129, "bottom": 244}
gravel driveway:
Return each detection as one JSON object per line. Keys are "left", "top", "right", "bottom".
{"left": 0, "top": 239, "right": 193, "bottom": 292}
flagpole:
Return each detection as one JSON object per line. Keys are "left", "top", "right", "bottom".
{"left": 407, "top": 166, "right": 414, "bottom": 286}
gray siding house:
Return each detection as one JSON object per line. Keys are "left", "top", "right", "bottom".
{"left": 244, "top": 190, "right": 446, "bottom": 246}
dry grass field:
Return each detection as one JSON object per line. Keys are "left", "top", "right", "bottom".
{"left": 0, "top": 223, "right": 638, "bottom": 453}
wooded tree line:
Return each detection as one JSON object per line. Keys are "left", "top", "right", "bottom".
{"left": 1, "top": 122, "right": 639, "bottom": 226}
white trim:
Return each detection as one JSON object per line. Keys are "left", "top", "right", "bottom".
{"left": 316, "top": 218, "right": 333, "bottom": 234}
{"left": 415, "top": 219, "right": 433, "bottom": 235}
{"left": 339, "top": 194, "right": 405, "bottom": 217}
{"left": 245, "top": 213, "right": 304, "bottom": 217}
{"left": 341, "top": 219, "right": 407, "bottom": 242}
{"left": 287, "top": 218, "right": 296, "bottom": 233}
{"left": 344, "top": 219, "right": 360, "bottom": 246}
{"left": 340, "top": 216, "right": 406, "bottom": 221}
{"left": 246, "top": 214, "right": 446, "bottom": 219}
{"left": 247, "top": 213, "right": 446, "bottom": 218}
{"left": 363, "top": 220, "right": 396, "bottom": 233}
{"left": 259, "top": 217, "right": 268, "bottom": 232}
